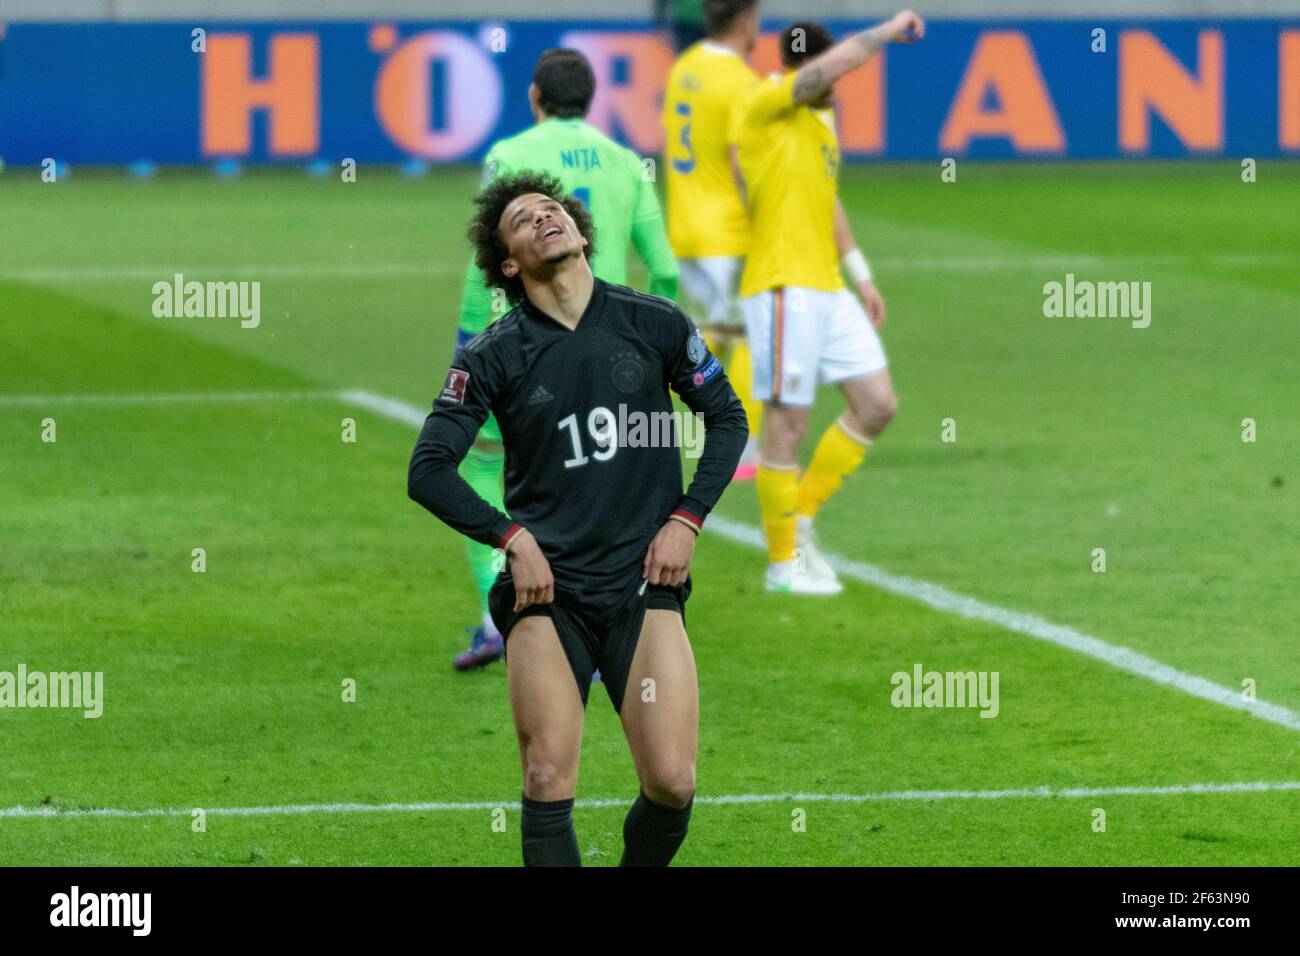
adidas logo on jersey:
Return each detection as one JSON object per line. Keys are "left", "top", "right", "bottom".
{"left": 527, "top": 385, "right": 554, "bottom": 405}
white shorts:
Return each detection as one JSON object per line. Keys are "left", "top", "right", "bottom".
{"left": 741, "top": 286, "right": 887, "bottom": 407}
{"left": 678, "top": 256, "right": 743, "bottom": 328}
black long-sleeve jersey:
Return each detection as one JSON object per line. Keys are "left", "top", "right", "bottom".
{"left": 408, "top": 278, "right": 748, "bottom": 603}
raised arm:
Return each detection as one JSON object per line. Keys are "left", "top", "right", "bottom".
{"left": 790, "top": 10, "right": 925, "bottom": 107}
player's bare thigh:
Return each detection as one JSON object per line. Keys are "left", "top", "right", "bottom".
{"left": 619, "top": 609, "right": 699, "bottom": 809}
{"left": 506, "top": 615, "right": 585, "bottom": 801}
{"left": 836, "top": 368, "right": 898, "bottom": 440}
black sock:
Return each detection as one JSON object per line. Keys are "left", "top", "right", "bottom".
{"left": 521, "top": 794, "right": 581, "bottom": 867}
{"left": 620, "top": 790, "right": 694, "bottom": 867}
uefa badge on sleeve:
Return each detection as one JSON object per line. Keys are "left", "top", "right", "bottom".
{"left": 687, "top": 329, "right": 708, "bottom": 366}
{"left": 440, "top": 368, "right": 470, "bottom": 404}
{"left": 692, "top": 355, "right": 722, "bottom": 388}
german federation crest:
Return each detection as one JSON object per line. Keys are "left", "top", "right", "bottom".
{"left": 611, "top": 353, "right": 645, "bottom": 394}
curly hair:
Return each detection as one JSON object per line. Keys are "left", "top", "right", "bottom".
{"left": 467, "top": 170, "right": 597, "bottom": 306}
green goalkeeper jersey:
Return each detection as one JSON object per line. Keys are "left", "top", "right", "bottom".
{"left": 457, "top": 117, "right": 680, "bottom": 337}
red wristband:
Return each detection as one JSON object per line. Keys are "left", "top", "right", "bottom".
{"left": 498, "top": 524, "right": 525, "bottom": 551}
{"left": 670, "top": 508, "right": 703, "bottom": 534}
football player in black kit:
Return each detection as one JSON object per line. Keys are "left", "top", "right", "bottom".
{"left": 408, "top": 170, "right": 748, "bottom": 867}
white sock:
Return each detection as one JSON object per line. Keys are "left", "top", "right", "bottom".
{"left": 768, "top": 559, "right": 795, "bottom": 577}
{"left": 483, "top": 612, "right": 501, "bottom": 641}
{"left": 797, "top": 516, "right": 814, "bottom": 538}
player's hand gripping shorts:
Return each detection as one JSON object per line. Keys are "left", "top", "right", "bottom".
{"left": 740, "top": 286, "right": 888, "bottom": 407}
{"left": 488, "top": 574, "right": 689, "bottom": 714}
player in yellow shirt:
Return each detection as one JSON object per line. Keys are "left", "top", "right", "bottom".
{"left": 734, "top": 12, "right": 925, "bottom": 595}
{"left": 662, "top": 0, "right": 763, "bottom": 478}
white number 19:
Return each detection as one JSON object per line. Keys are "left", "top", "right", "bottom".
{"left": 558, "top": 406, "right": 618, "bottom": 469}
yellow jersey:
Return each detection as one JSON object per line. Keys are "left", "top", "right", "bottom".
{"left": 735, "top": 71, "right": 843, "bottom": 298}
{"left": 661, "top": 41, "right": 757, "bottom": 258}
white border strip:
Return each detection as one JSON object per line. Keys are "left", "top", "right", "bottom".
{"left": 4, "top": 780, "right": 1298, "bottom": 820}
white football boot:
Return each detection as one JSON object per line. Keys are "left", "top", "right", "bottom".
{"left": 765, "top": 560, "right": 843, "bottom": 596}
{"left": 795, "top": 517, "right": 841, "bottom": 586}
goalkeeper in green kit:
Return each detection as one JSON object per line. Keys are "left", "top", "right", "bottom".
{"left": 449, "top": 48, "right": 680, "bottom": 670}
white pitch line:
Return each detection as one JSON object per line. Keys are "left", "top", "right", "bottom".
{"left": 705, "top": 515, "right": 1300, "bottom": 734}
{"left": 339, "top": 388, "right": 429, "bottom": 428}
{"left": 4, "top": 780, "right": 1298, "bottom": 820}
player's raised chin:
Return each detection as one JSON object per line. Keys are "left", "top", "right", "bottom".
{"left": 497, "top": 192, "right": 588, "bottom": 279}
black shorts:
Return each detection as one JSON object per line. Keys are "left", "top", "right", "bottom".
{"left": 488, "top": 574, "right": 689, "bottom": 713}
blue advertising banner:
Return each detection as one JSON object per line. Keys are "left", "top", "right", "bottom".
{"left": 1, "top": 19, "right": 1297, "bottom": 164}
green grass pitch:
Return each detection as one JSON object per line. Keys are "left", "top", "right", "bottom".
{"left": 0, "top": 162, "right": 1297, "bottom": 865}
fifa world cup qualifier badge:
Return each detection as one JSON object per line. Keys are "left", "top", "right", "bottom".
{"left": 440, "top": 368, "right": 470, "bottom": 404}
